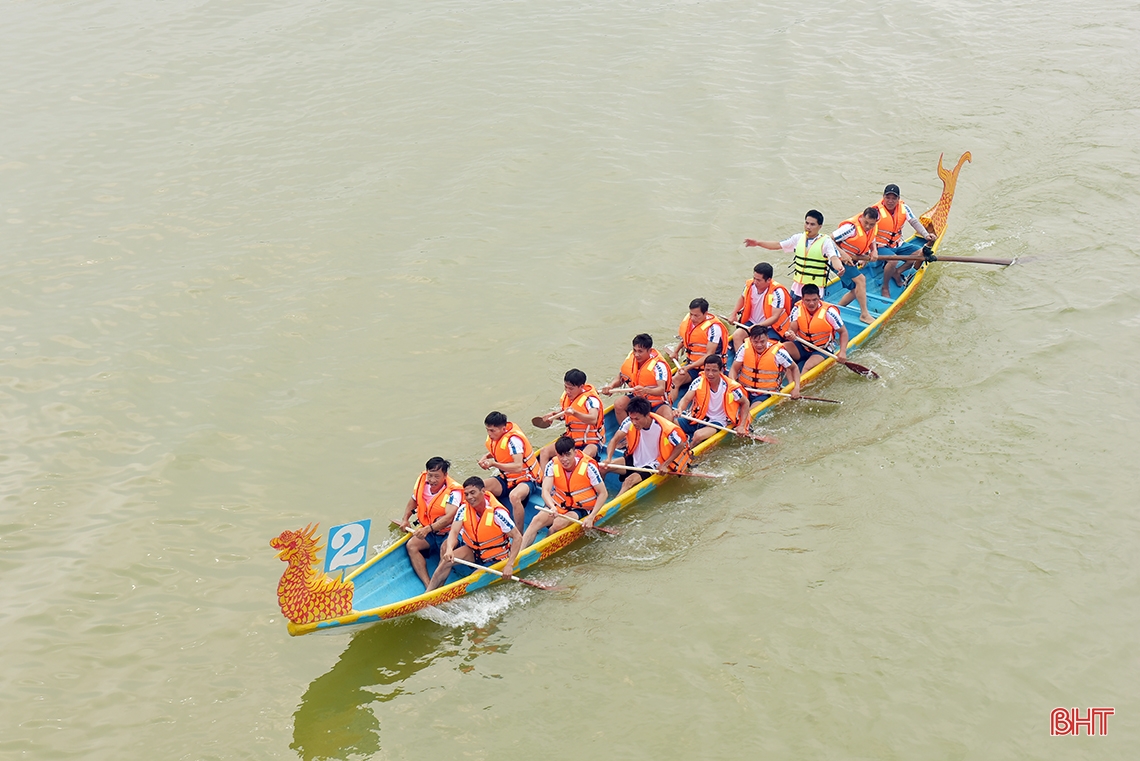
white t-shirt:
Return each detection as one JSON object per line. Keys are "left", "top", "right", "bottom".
{"left": 619, "top": 418, "right": 684, "bottom": 468}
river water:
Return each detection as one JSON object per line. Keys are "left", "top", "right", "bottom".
{"left": 3, "top": 1, "right": 1138, "bottom": 759}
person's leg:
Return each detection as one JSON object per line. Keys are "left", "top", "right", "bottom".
{"left": 617, "top": 471, "right": 643, "bottom": 495}
{"left": 406, "top": 536, "right": 432, "bottom": 588}
{"left": 802, "top": 350, "right": 827, "bottom": 373}
{"left": 537, "top": 441, "right": 557, "bottom": 472}
{"left": 614, "top": 393, "right": 631, "bottom": 423}
{"left": 508, "top": 481, "right": 532, "bottom": 530}
{"left": 427, "top": 543, "right": 472, "bottom": 592}
{"left": 520, "top": 509, "right": 554, "bottom": 549}
{"left": 483, "top": 475, "right": 505, "bottom": 499}
{"left": 691, "top": 425, "right": 716, "bottom": 446}
{"left": 731, "top": 326, "right": 749, "bottom": 353}
{"left": 670, "top": 370, "right": 693, "bottom": 404}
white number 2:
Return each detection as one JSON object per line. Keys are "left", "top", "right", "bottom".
{"left": 326, "top": 520, "right": 369, "bottom": 573}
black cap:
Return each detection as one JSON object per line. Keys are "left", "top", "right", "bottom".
{"left": 883, "top": 184, "right": 901, "bottom": 197}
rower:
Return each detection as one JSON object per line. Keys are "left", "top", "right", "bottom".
{"left": 783, "top": 284, "right": 849, "bottom": 373}
{"left": 536, "top": 369, "right": 605, "bottom": 471}
{"left": 728, "top": 262, "right": 793, "bottom": 353}
{"left": 731, "top": 324, "right": 802, "bottom": 407}
{"left": 426, "top": 477, "right": 523, "bottom": 592}
{"left": 744, "top": 209, "right": 844, "bottom": 301}
{"left": 521, "top": 436, "right": 609, "bottom": 549}
{"left": 601, "top": 397, "right": 691, "bottom": 496}
{"left": 875, "top": 183, "right": 937, "bottom": 295}
{"left": 675, "top": 356, "right": 749, "bottom": 446}
{"left": 832, "top": 207, "right": 880, "bottom": 324}
{"left": 599, "top": 333, "right": 674, "bottom": 424}
{"left": 477, "top": 411, "right": 539, "bottom": 530}
{"left": 400, "top": 457, "right": 466, "bottom": 589}
{"left": 668, "top": 298, "right": 727, "bottom": 403}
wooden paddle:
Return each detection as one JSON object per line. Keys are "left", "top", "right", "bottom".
{"left": 531, "top": 410, "right": 565, "bottom": 429}
{"left": 791, "top": 335, "right": 880, "bottom": 380}
{"left": 741, "top": 386, "right": 841, "bottom": 404}
{"left": 675, "top": 412, "right": 778, "bottom": 444}
{"left": 536, "top": 506, "right": 620, "bottom": 535}
{"left": 451, "top": 556, "right": 564, "bottom": 591}
{"left": 600, "top": 461, "right": 722, "bottom": 479}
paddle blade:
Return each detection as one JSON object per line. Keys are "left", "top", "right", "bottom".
{"left": 748, "top": 432, "right": 779, "bottom": 445}
{"left": 516, "top": 577, "right": 567, "bottom": 591}
{"left": 841, "top": 360, "right": 880, "bottom": 380}
{"left": 531, "top": 416, "right": 553, "bottom": 429}
{"left": 590, "top": 525, "right": 621, "bottom": 536}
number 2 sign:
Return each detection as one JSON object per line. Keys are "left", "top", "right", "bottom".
{"left": 324, "top": 520, "right": 371, "bottom": 574}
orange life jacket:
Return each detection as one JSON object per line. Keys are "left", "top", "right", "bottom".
{"left": 689, "top": 375, "right": 746, "bottom": 426}
{"left": 619, "top": 349, "right": 673, "bottom": 405}
{"left": 624, "top": 412, "right": 691, "bottom": 473}
{"left": 836, "top": 215, "right": 878, "bottom": 258}
{"left": 874, "top": 199, "right": 908, "bottom": 249}
{"left": 548, "top": 453, "right": 602, "bottom": 512}
{"left": 413, "top": 472, "right": 463, "bottom": 531}
{"left": 738, "top": 340, "right": 787, "bottom": 392}
{"left": 796, "top": 301, "right": 838, "bottom": 348}
{"left": 678, "top": 313, "right": 727, "bottom": 362}
{"left": 459, "top": 493, "right": 512, "bottom": 563}
{"left": 485, "top": 422, "right": 538, "bottom": 488}
{"left": 739, "top": 279, "right": 792, "bottom": 336}
{"left": 560, "top": 384, "right": 604, "bottom": 448}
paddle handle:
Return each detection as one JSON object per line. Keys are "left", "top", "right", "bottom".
{"left": 601, "top": 461, "right": 719, "bottom": 479}
{"left": 740, "top": 386, "right": 841, "bottom": 404}
{"left": 452, "top": 556, "right": 508, "bottom": 578}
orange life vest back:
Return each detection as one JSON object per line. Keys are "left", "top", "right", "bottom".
{"left": 738, "top": 340, "right": 787, "bottom": 393}
{"left": 413, "top": 472, "right": 464, "bottom": 531}
{"left": 796, "top": 302, "right": 837, "bottom": 348}
{"left": 874, "top": 199, "right": 908, "bottom": 249}
{"left": 549, "top": 453, "right": 602, "bottom": 512}
{"left": 678, "top": 313, "right": 727, "bottom": 362}
{"left": 560, "top": 384, "right": 605, "bottom": 448}
{"left": 485, "top": 422, "right": 538, "bottom": 488}
{"left": 836, "top": 215, "right": 878, "bottom": 258}
{"left": 619, "top": 349, "right": 673, "bottom": 405}
{"left": 624, "top": 412, "right": 692, "bottom": 473}
{"left": 739, "top": 279, "right": 792, "bottom": 336}
{"left": 459, "top": 493, "right": 512, "bottom": 563}
{"left": 690, "top": 375, "right": 746, "bottom": 426}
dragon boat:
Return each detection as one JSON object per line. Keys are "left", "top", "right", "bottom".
{"left": 270, "top": 152, "right": 972, "bottom": 636}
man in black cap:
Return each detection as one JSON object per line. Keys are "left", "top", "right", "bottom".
{"left": 875, "top": 184, "right": 936, "bottom": 296}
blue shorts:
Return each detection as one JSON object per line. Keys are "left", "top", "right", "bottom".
{"left": 625, "top": 393, "right": 670, "bottom": 415}
{"left": 418, "top": 530, "right": 449, "bottom": 555}
{"left": 492, "top": 477, "right": 534, "bottom": 503}
{"left": 839, "top": 267, "right": 864, "bottom": 290}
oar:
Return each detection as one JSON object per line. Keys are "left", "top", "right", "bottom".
{"left": 531, "top": 410, "right": 565, "bottom": 429}
{"left": 791, "top": 335, "right": 880, "bottom": 380}
{"left": 876, "top": 253, "right": 1017, "bottom": 266}
{"left": 675, "top": 412, "right": 778, "bottom": 444}
{"left": 740, "top": 386, "right": 841, "bottom": 404}
{"left": 536, "top": 506, "right": 620, "bottom": 535}
{"left": 451, "top": 556, "right": 564, "bottom": 591}
{"left": 600, "top": 461, "right": 722, "bottom": 479}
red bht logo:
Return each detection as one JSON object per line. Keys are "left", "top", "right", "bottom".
{"left": 1051, "top": 707, "right": 1114, "bottom": 736}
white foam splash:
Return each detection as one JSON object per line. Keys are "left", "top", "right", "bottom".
{"left": 414, "top": 585, "right": 530, "bottom": 628}
{"left": 973, "top": 240, "right": 996, "bottom": 251}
